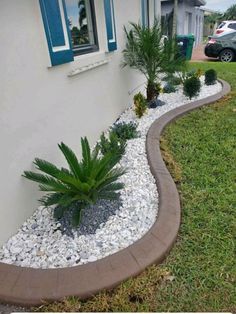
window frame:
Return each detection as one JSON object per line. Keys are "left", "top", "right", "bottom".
{"left": 65, "top": 0, "right": 99, "bottom": 57}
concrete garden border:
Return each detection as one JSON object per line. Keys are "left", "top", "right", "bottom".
{"left": 0, "top": 79, "right": 231, "bottom": 307}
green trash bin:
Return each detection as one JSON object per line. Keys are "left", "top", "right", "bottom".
{"left": 176, "top": 34, "right": 195, "bottom": 60}
{"left": 186, "top": 34, "right": 195, "bottom": 60}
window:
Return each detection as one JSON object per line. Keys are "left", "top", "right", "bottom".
{"left": 228, "top": 23, "right": 236, "bottom": 30}
{"left": 39, "top": 0, "right": 116, "bottom": 66}
{"left": 218, "top": 22, "right": 226, "bottom": 29}
{"left": 65, "top": 0, "right": 98, "bottom": 55}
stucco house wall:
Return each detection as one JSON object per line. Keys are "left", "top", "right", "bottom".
{"left": 0, "top": 0, "right": 161, "bottom": 245}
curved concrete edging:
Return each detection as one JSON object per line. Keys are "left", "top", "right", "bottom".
{"left": 0, "top": 79, "right": 231, "bottom": 307}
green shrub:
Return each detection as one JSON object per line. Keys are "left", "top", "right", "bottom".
{"left": 183, "top": 76, "right": 201, "bottom": 99}
{"left": 163, "top": 83, "right": 177, "bottom": 93}
{"left": 164, "top": 73, "right": 182, "bottom": 86}
{"left": 97, "top": 131, "right": 126, "bottom": 158}
{"left": 205, "top": 69, "right": 217, "bottom": 85}
{"left": 111, "top": 122, "right": 139, "bottom": 141}
{"left": 133, "top": 92, "right": 148, "bottom": 118}
{"left": 23, "top": 138, "right": 125, "bottom": 226}
{"left": 171, "top": 76, "right": 182, "bottom": 86}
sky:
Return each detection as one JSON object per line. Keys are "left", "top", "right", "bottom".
{"left": 65, "top": 0, "right": 87, "bottom": 29}
{"left": 203, "top": 0, "right": 236, "bottom": 13}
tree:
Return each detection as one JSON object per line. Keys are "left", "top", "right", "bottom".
{"left": 204, "top": 12, "right": 222, "bottom": 27}
{"left": 223, "top": 4, "right": 236, "bottom": 20}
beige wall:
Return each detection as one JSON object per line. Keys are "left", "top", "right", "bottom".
{"left": 0, "top": 0, "right": 158, "bottom": 245}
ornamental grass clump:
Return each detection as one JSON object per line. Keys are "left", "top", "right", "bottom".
{"left": 163, "top": 82, "right": 176, "bottom": 94}
{"left": 183, "top": 76, "right": 201, "bottom": 100}
{"left": 23, "top": 138, "right": 125, "bottom": 226}
{"left": 196, "top": 68, "right": 203, "bottom": 78}
{"left": 97, "top": 131, "right": 126, "bottom": 158}
{"left": 111, "top": 121, "right": 139, "bottom": 141}
{"left": 177, "top": 68, "right": 200, "bottom": 85}
{"left": 205, "top": 69, "right": 217, "bottom": 85}
{"left": 133, "top": 92, "right": 148, "bottom": 118}
{"left": 164, "top": 74, "right": 182, "bottom": 86}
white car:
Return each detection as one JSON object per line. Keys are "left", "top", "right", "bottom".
{"left": 214, "top": 21, "right": 236, "bottom": 36}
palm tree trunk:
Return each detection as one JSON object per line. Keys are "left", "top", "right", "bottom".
{"left": 172, "top": 0, "right": 178, "bottom": 38}
{"left": 147, "top": 80, "right": 156, "bottom": 102}
{"left": 170, "top": 0, "right": 178, "bottom": 62}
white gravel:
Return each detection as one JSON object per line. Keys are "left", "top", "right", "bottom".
{"left": 0, "top": 78, "right": 222, "bottom": 268}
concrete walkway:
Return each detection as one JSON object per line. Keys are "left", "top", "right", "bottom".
{"left": 191, "top": 44, "right": 218, "bottom": 62}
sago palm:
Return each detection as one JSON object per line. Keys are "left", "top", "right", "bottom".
{"left": 23, "top": 137, "right": 125, "bottom": 226}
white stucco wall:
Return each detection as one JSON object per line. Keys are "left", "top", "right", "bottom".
{"left": 0, "top": 0, "right": 157, "bottom": 245}
{"left": 181, "top": 1, "right": 204, "bottom": 44}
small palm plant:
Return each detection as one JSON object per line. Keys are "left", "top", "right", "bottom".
{"left": 97, "top": 131, "right": 126, "bottom": 158}
{"left": 122, "top": 20, "right": 185, "bottom": 103}
{"left": 122, "top": 21, "right": 163, "bottom": 102}
{"left": 23, "top": 138, "right": 125, "bottom": 226}
{"left": 133, "top": 92, "right": 148, "bottom": 118}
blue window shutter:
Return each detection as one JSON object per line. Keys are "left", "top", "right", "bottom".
{"left": 39, "top": 0, "right": 74, "bottom": 66}
{"left": 104, "top": 0, "right": 117, "bottom": 52}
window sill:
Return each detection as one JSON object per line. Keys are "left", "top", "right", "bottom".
{"left": 68, "top": 51, "right": 109, "bottom": 77}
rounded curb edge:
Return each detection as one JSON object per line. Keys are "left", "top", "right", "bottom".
{"left": 0, "top": 79, "right": 231, "bottom": 307}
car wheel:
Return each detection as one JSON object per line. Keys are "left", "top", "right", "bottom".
{"left": 219, "top": 49, "right": 235, "bottom": 62}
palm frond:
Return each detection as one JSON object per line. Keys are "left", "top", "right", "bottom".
{"left": 23, "top": 137, "right": 126, "bottom": 227}
{"left": 23, "top": 171, "right": 69, "bottom": 193}
{"left": 34, "top": 158, "right": 61, "bottom": 177}
{"left": 72, "top": 208, "right": 83, "bottom": 226}
{"left": 34, "top": 158, "right": 85, "bottom": 191}
{"left": 94, "top": 168, "right": 125, "bottom": 191}
{"left": 58, "top": 142, "right": 83, "bottom": 179}
{"left": 39, "top": 193, "right": 63, "bottom": 207}
{"left": 81, "top": 137, "right": 91, "bottom": 166}
{"left": 98, "top": 191, "right": 120, "bottom": 201}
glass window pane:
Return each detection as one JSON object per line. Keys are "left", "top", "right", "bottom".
{"left": 229, "top": 23, "right": 236, "bottom": 30}
{"left": 218, "top": 22, "right": 226, "bottom": 29}
{"left": 65, "top": 0, "right": 96, "bottom": 49}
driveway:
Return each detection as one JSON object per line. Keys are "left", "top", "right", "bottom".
{"left": 191, "top": 44, "right": 218, "bottom": 62}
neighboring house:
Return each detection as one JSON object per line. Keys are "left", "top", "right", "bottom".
{"left": 161, "top": 0, "right": 206, "bottom": 45}
{"left": 0, "top": 0, "right": 161, "bottom": 245}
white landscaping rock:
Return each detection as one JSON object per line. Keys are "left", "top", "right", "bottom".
{"left": 0, "top": 78, "right": 222, "bottom": 269}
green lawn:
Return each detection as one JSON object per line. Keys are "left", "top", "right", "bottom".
{"left": 36, "top": 62, "right": 236, "bottom": 312}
